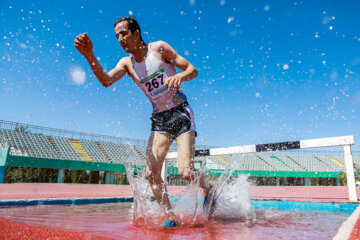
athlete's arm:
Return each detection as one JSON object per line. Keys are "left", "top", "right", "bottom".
{"left": 154, "top": 41, "right": 198, "bottom": 90}
{"left": 74, "top": 33, "right": 127, "bottom": 87}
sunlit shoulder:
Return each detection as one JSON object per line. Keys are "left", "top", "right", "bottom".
{"left": 150, "top": 40, "right": 172, "bottom": 49}
{"left": 116, "top": 56, "right": 132, "bottom": 69}
{"left": 150, "top": 41, "right": 177, "bottom": 63}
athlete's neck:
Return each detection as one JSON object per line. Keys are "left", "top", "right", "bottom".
{"left": 132, "top": 43, "right": 148, "bottom": 62}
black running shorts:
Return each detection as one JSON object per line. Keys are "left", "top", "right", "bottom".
{"left": 150, "top": 102, "right": 197, "bottom": 140}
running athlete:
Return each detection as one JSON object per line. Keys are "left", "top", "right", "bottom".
{"left": 74, "top": 17, "right": 214, "bottom": 226}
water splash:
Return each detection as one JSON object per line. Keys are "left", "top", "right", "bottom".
{"left": 124, "top": 143, "right": 254, "bottom": 228}
{"left": 69, "top": 65, "right": 86, "bottom": 85}
{"left": 214, "top": 174, "right": 253, "bottom": 219}
{"left": 173, "top": 170, "right": 208, "bottom": 226}
{"left": 125, "top": 160, "right": 208, "bottom": 228}
{"left": 204, "top": 153, "right": 253, "bottom": 220}
{"left": 122, "top": 142, "right": 165, "bottom": 227}
{"left": 125, "top": 164, "right": 165, "bottom": 227}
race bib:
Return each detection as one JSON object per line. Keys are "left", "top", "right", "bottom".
{"left": 140, "top": 68, "right": 169, "bottom": 99}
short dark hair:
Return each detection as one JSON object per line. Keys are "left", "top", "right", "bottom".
{"left": 114, "top": 16, "right": 144, "bottom": 42}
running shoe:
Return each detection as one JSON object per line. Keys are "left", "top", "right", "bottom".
{"left": 164, "top": 219, "right": 179, "bottom": 227}
{"left": 163, "top": 216, "right": 179, "bottom": 227}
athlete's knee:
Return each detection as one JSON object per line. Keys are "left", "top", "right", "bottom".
{"left": 146, "top": 169, "right": 157, "bottom": 181}
{"left": 146, "top": 167, "right": 153, "bottom": 180}
{"left": 147, "top": 148, "right": 166, "bottom": 163}
{"left": 179, "top": 167, "right": 192, "bottom": 181}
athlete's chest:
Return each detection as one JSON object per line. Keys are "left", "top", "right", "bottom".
{"left": 127, "top": 56, "right": 173, "bottom": 99}
{"left": 133, "top": 54, "right": 164, "bottom": 77}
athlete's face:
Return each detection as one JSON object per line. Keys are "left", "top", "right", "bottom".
{"left": 115, "top": 21, "right": 139, "bottom": 53}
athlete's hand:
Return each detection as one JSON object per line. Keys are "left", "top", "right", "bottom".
{"left": 165, "top": 74, "right": 183, "bottom": 90}
{"left": 74, "top": 33, "right": 93, "bottom": 57}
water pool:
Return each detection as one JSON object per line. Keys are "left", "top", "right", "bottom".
{"left": 0, "top": 201, "right": 352, "bottom": 240}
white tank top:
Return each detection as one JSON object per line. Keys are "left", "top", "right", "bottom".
{"left": 131, "top": 43, "right": 188, "bottom": 113}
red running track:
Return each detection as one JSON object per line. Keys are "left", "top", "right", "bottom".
{"left": 0, "top": 184, "right": 359, "bottom": 202}
{"left": 0, "top": 217, "right": 111, "bottom": 240}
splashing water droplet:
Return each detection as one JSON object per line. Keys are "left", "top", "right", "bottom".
{"left": 70, "top": 66, "right": 86, "bottom": 85}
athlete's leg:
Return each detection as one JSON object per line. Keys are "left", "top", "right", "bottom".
{"left": 176, "top": 131, "right": 211, "bottom": 195}
{"left": 146, "top": 131, "right": 173, "bottom": 212}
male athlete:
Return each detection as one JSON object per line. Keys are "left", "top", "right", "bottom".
{"left": 74, "top": 17, "right": 215, "bottom": 226}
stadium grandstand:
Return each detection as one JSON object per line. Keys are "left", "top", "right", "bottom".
{"left": 0, "top": 120, "right": 359, "bottom": 186}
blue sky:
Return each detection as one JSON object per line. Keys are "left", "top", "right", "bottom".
{"left": 1, "top": 0, "right": 360, "bottom": 150}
